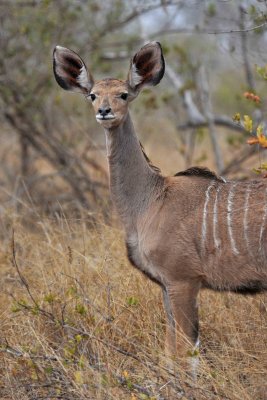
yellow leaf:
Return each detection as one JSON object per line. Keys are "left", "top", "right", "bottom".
{"left": 74, "top": 370, "right": 84, "bottom": 385}
{"left": 244, "top": 115, "right": 253, "bottom": 133}
{"left": 233, "top": 113, "right": 241, "bottom": 122}
{"left": 75, "top": 334, "right": 83, "bottom": 343}
{"left": 123, "top": 370, "right": 129, "bottom": 378}
{"left": 30, "top": 370, "right": 38, "bottom": 381}
{"left": 78, "top": 355, "right": 86, "bottom": 368}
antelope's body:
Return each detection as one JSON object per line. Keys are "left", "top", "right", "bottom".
{"left": 128, "top": 174, "right": 267, "bottom": 294}
{"left": 53, "top": 42, "right": 267, "bottom": 365}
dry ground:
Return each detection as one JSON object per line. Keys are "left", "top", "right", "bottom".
{"left": 0, "top": 203, "right": 266, "bottom": 400}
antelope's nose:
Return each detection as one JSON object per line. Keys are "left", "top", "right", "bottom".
{"left": 98, "top": 107, "right": 111, "bottom": 116}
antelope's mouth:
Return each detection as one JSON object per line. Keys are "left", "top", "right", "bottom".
{"left": 96, "top": 114, "right": 115, "bottom": 121}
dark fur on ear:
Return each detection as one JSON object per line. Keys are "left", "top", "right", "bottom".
{"left": 53, "top": 46, "right": 94, "bottom": 94}
{"left": 128, "top": 42, "right": 165, "bottom": 92}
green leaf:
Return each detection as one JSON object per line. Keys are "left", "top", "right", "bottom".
{"left": 126, "top": 297, "right": 139, "bottom": 306}
{"left": 44, "top": 293, "right": 56, "bottom": 304}
{"left": 256, "top": 64, "right": 267, "bottom": 80}
{"left": 206, "top": 3, "right": 216, "bottom": 17}
{"left": 75, "top": 304, "right": 87, "bottom": 315}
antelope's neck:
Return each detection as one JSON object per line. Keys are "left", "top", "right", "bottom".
{"left": 104, "top": 112, "right": 163, "bottom": 232}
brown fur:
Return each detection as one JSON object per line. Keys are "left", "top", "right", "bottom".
{"left": 174, "top": 166, "right": 223, "bottom": 181}
{"left": 139, "top": 142, "right": 161, "bottom": 174}
{"left": 53, "top": 42, "right": 267, "bottom": 367}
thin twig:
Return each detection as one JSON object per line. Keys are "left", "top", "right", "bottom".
{"left": 11, "top": 231, "right": 56, "bottom": 321}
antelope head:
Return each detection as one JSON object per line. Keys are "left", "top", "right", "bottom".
{"left": 53, "top": 42, "right": 165, "bottom": 129}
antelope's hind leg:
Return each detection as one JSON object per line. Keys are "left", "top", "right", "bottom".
{"left": 163, "top": 281, "right": 200, "bottom": 376}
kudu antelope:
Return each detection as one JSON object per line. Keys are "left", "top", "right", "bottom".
{"left": 53, "top": 42, "right": 267, "bottom": 365}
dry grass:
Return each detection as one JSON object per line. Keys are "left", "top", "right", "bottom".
{"left": 0, "top": 204, "right": 266, "bottom": 400}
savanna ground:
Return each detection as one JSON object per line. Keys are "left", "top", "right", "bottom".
{"left": 0, "top": 197, "right": 266, "bottom": 400}
{"left": 0, "top": 138, "right": 266, "bottom": 399}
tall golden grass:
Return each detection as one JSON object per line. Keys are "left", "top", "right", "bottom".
{"left": 0, "top": 203, "right": 266, "bottom": 400}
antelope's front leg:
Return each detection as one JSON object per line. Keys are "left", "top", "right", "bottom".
{"left": 163, "top": 280, "right": 200, "bottom": 371}
{"left": 162, "top": 286, "right": 176, "bottom": 357}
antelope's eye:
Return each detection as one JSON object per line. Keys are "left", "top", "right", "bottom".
{"left": 120, "top": 93, "right": 128, "bottom": 100}
{"left": 89, "top": 93, "right": 96, "bottom": 101}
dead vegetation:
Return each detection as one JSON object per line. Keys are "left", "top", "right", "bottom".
{"left": 0, "top": 2, "right": 267, "bottom": 399}
{"left": 0, "top": 204, "right": 266, "bottom": 400}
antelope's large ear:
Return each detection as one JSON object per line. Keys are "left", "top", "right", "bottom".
{"left": 127, "top": 42, "right": 165, "bottom": 94}
{"left": 53, "top": 46, "right": 94, "bottom": 95}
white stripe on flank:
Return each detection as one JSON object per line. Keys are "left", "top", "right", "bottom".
{"left": 201, "top": 180, "right": 216, "bottom": 251}
{"left": 243, "top": 185, "right": 251, "bottom": 254}
{"left": 227, "top": 183, "right": 239, "bottom": 255}
{"left": 213, "top": 186, "right": 221, "bottom": 250}
{"left": 259, "top": 188, "right": 267, "bottom": 251}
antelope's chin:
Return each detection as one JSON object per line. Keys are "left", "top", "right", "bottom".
{"left": 96, "top": 114, "right": 122, "bottom": 129}
{"left": 96, "top": 114, "right": 115, "bottom": 121}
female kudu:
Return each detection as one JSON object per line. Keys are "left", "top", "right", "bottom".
{"left": 53, "top": 42, "right": 267, "bottom": 363}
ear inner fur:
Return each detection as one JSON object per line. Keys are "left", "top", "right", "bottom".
{"left": 53, "top": 46, "right": 94, "bottom": 94}
{"left": 128, "top": 42, "right": 165, "bottom": 91}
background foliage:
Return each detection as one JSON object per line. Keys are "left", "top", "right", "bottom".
{"left": 0, "top": 1, "right": 267, "bottom": 399}
{"left": 1, "top": 0, "right": 267, "bottom": 212}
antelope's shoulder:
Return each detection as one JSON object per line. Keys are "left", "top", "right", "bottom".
{"left": 162, "top": 170, "right": 223, "bottom": 211}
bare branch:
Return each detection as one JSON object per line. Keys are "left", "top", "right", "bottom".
{"left": 221, "top": 146, "right": 260, "bottom": 176}
{"left": 178, "top": 116, "right": 246, "bottom": 133}
{"left": 198, "top": 66, "right": 224, "bottom": 173}
{"left": 100, "top": 22, "right": 267, "bottom": 51}
{"left": 104, "top": 1, "right": 183, "bottom": 33}
{"left": 207, "top": 21, "right": 267, "bottom": 35}
{"left": 11, "top": 231, "right": 56, "bottom": 321}
{"left": 239, "top": 4, "right": 256, "bottom": 91}
{"left": 165, "top": 64, "right": 206, "bottom": 125}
